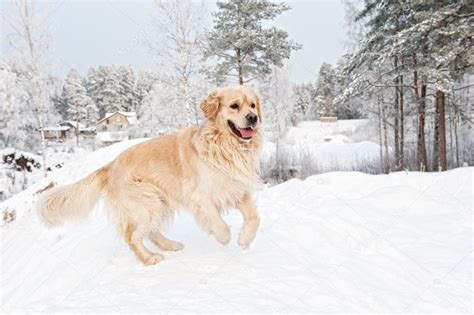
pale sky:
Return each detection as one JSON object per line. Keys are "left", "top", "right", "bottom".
{"left": 1, "top": 0, "right": 346, "bottom": 83}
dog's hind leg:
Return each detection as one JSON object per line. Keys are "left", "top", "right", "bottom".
{"left": 236, "top": 193, "right": 260, "bottom": 249}
{"left": 125, "top": 222, "right": 164, "bottom": 266}
{"left": 149, "top": 229, "right": 184, "bottom": 251}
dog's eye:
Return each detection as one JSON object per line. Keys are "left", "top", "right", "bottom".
{"left": 250, "top": 103, "right": 256, "bottom": 109}
{"left": 230, "top": 103, "right": 239, "bottom": 110}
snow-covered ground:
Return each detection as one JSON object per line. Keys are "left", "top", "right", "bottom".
{"left": 1, "top": 137, "right": 472, "bottom": 313}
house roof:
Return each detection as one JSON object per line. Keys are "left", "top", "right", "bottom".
{"left": 60, "top": 121, "right": 86, "bottom": 129}
{"left": 41, "top": 126, "right": 71, "bottom": 132}
{"left": 96, "top": 111, "right": 137, "bottom": 125}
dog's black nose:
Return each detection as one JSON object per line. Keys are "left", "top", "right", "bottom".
{"left": 246, "top": 113, "right": 258, "bottom": 125}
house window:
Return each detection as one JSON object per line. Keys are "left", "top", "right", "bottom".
{"left": 117, "top": 124, "right": 123, "bottom": 129}
{"left": 106, "top": 119, "right": 110, "bottom": 124}
{"left": 102, "top": 126, "right": 107, "bottom": 131}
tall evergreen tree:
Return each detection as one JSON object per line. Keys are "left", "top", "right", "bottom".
{"left": 293, "top": 83, "right": 313, "bottom": 119}
{"left": 86, "top": 65, "right": 138, "bottom": 118}
{"left": 313, "top": 63, "right": 336, "bottom": 118}
{"left": 203, "top": 0, "right": 301, "bottom": 85}
{"left": 64, "top": 69, "right": 97, "bottom": 126}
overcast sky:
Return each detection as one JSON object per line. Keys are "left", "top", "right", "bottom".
{"left": 2, "top": 0, "right": 346, "bottom": 83}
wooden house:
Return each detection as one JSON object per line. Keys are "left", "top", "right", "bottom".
{"left": 96, "top": 112, "right": 137, "bottom": 132}
{"left": 95, "top": 111, "right": 137, "bottom": 146}
{"left": 41, "top": 121, "right": 95, "bottom": 142}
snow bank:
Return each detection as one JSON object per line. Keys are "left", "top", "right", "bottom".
{"left": 0, "top": 138, "right": 471, "bottom": 312}
{"left": 0, "top": 139, "right": 147, "bottom": 225}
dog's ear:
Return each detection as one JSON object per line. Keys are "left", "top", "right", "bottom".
{"left": 200, "top": 89, "right": 221, "bottom": 121}
{"left": 255, "top": 93, "right": 263, "bottom": 123}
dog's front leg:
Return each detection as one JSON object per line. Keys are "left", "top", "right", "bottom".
{"left": 191, "top": 204, "right": 231, "bottom": 246}
{"left": 236, "top": 193, "right": 260, "bottom": 249}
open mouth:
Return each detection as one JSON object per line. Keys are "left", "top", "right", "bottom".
{"left": 227, "top": 120, "right": 255, "bottom": 140}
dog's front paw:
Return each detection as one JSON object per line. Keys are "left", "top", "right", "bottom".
{"left": 238, "top": 229, "right": 257, "bottom": 249}
{"left": 213, "top": 225, "right": 231, "bottom": 246}
{"left": 159, "top": 240, "right": 184, "bottom": 251}
{"left": 165, "top": 241, "right": 184, "bottom": 251}
{"left": 143, "top": 253, "right": 164, "bottom": 266}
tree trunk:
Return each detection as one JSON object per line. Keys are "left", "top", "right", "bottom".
{"left": 399, "top": 72, "right": 405, "bottom": 169}
{"left": 377, "top": 91, "right": 384, "bottom": 173}
{"left": 183, "top": 80, "right": 192, "bottom": 126}
{"left": 38, "top": 111, "right": 48, "bottom": 177}
{"left": 381, "top": 94, "right": 390, "bottom": 174}
{"left": 22, "top": 2, "right": 48, "bottom": 177}
{"left": 435, "top": 0, "right": 447, "bottom": 171}
{"left": 432, "top": 101, "right": 440, "bottom": 171}
{"left": 448, "top": 97, "right": 455, "bottom": 168}
{"left": 76, "top": 102, "right": 80, "bottom": 147}
{"left": 237, "top": 48, "right": 244, "bottom": 85}
{"left": 413, "top": 53, "right": 427, "bottom": 171}
{"left": 436, "top": 90, "right": 447, "bottom": 171}
{"left": 393, "top": 56, "right": 400, "bottom": 171}
{"left": 454, "top": 107, "right": 460, "bottom": 167}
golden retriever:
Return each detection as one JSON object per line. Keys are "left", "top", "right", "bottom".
{"left": 37, "top": 85, "right": 263, "bottom": 265}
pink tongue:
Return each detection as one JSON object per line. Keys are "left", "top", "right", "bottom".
{"left": 239, "top": 128, "right": 254, "bottom": 138}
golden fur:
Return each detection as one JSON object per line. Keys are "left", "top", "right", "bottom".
{"left": 37, "top": 86, "right": 263, "bottom": 265}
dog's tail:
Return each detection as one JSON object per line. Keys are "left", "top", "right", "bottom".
{"left": 37, "top": 166, "right": 108, "bottom": 227}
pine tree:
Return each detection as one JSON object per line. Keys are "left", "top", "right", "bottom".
{"left": 313, "top": 63, "right": 336, "bottom": 118}
{"left": 118, "top": 66, "right": 137, "bottom": 112}
{"left": 101, "top": 66, "right": 125, "bottom": 114}
{"left": 135, "top": 71, "right": 158, "bottom": 118}
{"left": 86, "top": 65, "right": 138, "bottom": 118}
{"left": 51, "top": 86, "right": 68, "bottom": 120}
{"left": 64, "top": 69, "right": 97, "bottom": 127}
{"left": 293, "top": 83, "right": 313, "bottom": 119}
{"left": 86, "top": 66, "right": 107, "bottom": 118}
{"left": 203, "top": 0, "right": 301, "bottom": 85}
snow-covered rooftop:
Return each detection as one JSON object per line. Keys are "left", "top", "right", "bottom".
{"left": 60, "top": 121, "right": 86, "bottom": 129}
{"left": 105, "top": 111, "right": 136, "bottom": 118}
{"left": 41, "top": 126, "right": 70, "bottom": 131}
{"left": 97, "top": 111, "right": 137, "bottom": 125}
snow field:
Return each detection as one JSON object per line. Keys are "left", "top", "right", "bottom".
{"left": 1, "top": 138, "right": 472, "bottom": 312}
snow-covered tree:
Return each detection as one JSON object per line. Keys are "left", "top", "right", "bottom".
{"left": 63, "top": 69, "right": 97, "bottom": 127}
{"left": 118, "top": 66, "right": 138, "bottom": 113}
{"left": 0, "top": 63, "right": 30, "bottom": 149}
{"left": 135, "top": 71, "right": 159, "bottom": 117}
{"left": 293, "top": 83, "right": 314, "bottom": 120}
{"left": 138, "top": 81, "right": 186, "bottom": 136}
{"left": 86, "top": 65, "right": 139, "bottom": 119}
{"left": 258, "top": 64, "right": 295, "bottom": 140}
{"left": 203, "top": 0, "right": 301, "bottom": 85}
{"left": 333, "top": 56, "right": 362, "bottom": 119}
{"left": 311, "top": 63, "right": 336, "bottom": 118}
{"left": 147, "top": 0, "right": 207, "bottom": 125}
{"left": 2, "top": 0, "right": 58, "bottom": 175}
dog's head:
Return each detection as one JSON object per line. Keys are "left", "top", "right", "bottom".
{"left": 200, "top": 86, "right": 262, "bottom": 142}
